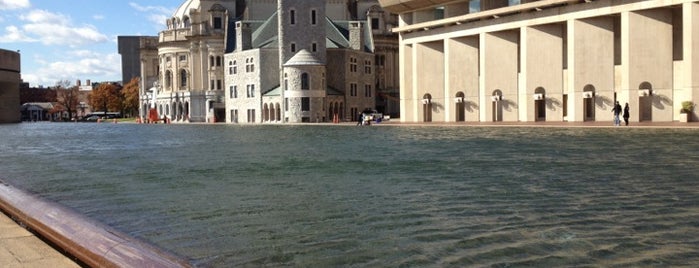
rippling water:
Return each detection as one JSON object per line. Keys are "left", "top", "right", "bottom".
{"left": 2, "top": 123, "right": 699, "bottom": 267}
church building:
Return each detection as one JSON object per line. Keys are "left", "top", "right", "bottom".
{"left": 139, "top": 0, "right": 398, "bottom": 123}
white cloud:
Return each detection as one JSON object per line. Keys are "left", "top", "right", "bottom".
{"left": 129, "top": 2, "right": 171, "bottom": 14}
{"left": 0, "top": 0, "right": 30, "bottom": 10}
{"left": 93, "top": 15, "right": 105, "bottom": 20}
{"left": 0, "top": 25, "right": 36, "bottom": 43}
{"left": 22, "top": 51, "right": 121, "bottom": 87}
{"left": 14, "top": 9, "right": 109, "bottom": 46}
{"left": 130, "top": 2, "right": 173, "bottom": 28}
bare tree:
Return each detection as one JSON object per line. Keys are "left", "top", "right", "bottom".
{"left": 54, "top": 80, "right": 79, "bottom": 121}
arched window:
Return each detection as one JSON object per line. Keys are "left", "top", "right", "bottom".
{"left": 180, "top": 69, "right": 188, "bottom": 88}
{"left": 165, "top": 70, "right": 172, "bottom": 89}
{"left": 301, "top": 73, "right": 309, "bottom": 90}
{"left": 183, "top": 16, "right": 191, "bottom": 28}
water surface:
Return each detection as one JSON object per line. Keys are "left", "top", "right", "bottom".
{"left": 1, "top": 123, "right": 699, "bottom": 267}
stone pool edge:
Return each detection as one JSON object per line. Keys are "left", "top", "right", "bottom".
{"left": 0, "top": 180, "right": 192, "bottom": 268}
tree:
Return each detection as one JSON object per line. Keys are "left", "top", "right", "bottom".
{"left": 89, "top": 83, "right": 122, "bottom": 113}
{"left": 121, "top": 77, "right": 140, "bottom": 117}
{"left": 54, "top": 80, "right": 79, "bottom": 120}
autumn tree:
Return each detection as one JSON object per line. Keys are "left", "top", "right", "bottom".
{"left": 54, "top": 80, "right": 79, "bottom": 120}
{"left": 121, "top": 77, "right": 140, "bottom": 117}
{"left": 89, "top": 83, "right": 122, "bottom": 113}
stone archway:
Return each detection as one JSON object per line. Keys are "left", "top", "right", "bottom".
{"left": 583, "top": 84, "right": 596, "bottom": 122}
{"left": 534, "top": 87, "right": 546, "bottom": 122}
{"left": 455, "top": 91, "right": 465, "bottom": 122}
{"left": 422, "top": 93, "right": 432, "bottom": 122}
{"left": 492, "top": 90, "right": 503, "bottom": 122}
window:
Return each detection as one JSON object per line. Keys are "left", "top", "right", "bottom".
{"left": 230, "top": 86, "right": 237, "bottom": 98}
{"left": 245, "top": 58, "right": 254, "bottom": 73}
{"left": 216, "top": 56, "right": 222, "bottom": 67}
{"left": 179, "top": 55, "right": 187, "bottom": 61}
{"left": 285, "top": 98, "right": 289, "bottom": 111}
{"left": 371, "top": 18, "right": 379, "bottom": 30}
{"left": 350, "top": 57, "right": 357, "bottom": 73}
{"left": 246, "top": 84, "right": 255, "bottom": 98}
{"left": 210, "top": 56, "right": 214, "bottom": 67}
{"left": 311, "top": 10, "right": 317, "bottom": 25}
{"left": 217, "top": 80, "right": 222, "bottom": 90}
{"left": 291, "top": 43, "right": 296, "bottom": 53}
{"left": 301, "top": 97, "right": 310, "bottom": 111}
{"left": 180, "top": 69, "right": 187, "bottom": 88}
{"left": 247, "top": 109, "right": 255, "bottom": 123}
{"left": 233, "top": 61, "right": 237, "bottom": 74}
{"left": 350, "top": 83, "right": 357, "bottom": 96}
{"left": 365, "top": 85, "right": 372, "bottom": 97}
{"left": 228, "top": 61, "right": 233, "bottom": 74}
{"left": 213, "top": 17, "right": 222, "bottom": 29}
{"left": 364, "top": 60, "right": 372, "bottom": 74}
{"left": 165, "top": 70, "right": 172, "bottom": 88}
{"left": 231, "top": 109, "right": 238, "bottom": 123}
{"left": 290, "top": 10, "right": 296, "bottom": 25}
{"left": 211, "top": 80, "right": 215, "bottom": 90}
{"left": 312, "top": 43, "right": 317, "bottom": 52}
{"left": 301, "top": 73, "right": 309, "bottom": 90}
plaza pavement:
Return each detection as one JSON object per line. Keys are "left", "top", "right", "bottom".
{"left": 0, "top": 120, "right": 696, "bottom": 268}
{"left": 0, "top": 212, "right": 80, "bottom": 268}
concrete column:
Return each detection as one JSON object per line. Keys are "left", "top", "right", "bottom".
{"left": 483, "top": 30, "right": 519, "bottom": 122}
{"left": 448, "top": 36, "right": 480, "bottom": 122}
{"left": 568, "top": 17, "right": 615, "bottom": 122}
{"left": 399, "top": 42, "right": 415, "bottom": 122}
{"left": 622, "top": 9, "right": 673, "bottom": 122}
{"left": 682, "top": 2, "right": 699, "bottom": 121}
{"left": 521, "top": 24, "right": 564, "bottom": 122}
{"left": 416, "top": 41, "right": 445, "bottom": 122}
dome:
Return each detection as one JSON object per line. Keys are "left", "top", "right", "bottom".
{"left": 284, "top": 50, "right": 323, "bottom": 66}
{"left": 172, "top": 0, "right": 200, "bottom": 20}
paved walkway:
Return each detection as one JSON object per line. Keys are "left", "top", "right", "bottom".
{"left": 0, "top": 212, "right": 79, "bottom": 268}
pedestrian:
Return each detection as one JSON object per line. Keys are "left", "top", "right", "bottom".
{"left": 357, "top": 113, "right": 363, "bottom": 126}
{"left": 623, "top": 103, "right": 630, "bottom": 126}
{"left": 612, "top": 101, "right": 622, "bottom": 126}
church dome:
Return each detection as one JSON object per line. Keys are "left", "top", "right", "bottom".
{"left": 173, "top": 0, "right": 200, "bottom": 21}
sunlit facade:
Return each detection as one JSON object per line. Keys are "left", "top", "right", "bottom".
{"left": 380, "top": 0, "right": 699, "bottom": 123}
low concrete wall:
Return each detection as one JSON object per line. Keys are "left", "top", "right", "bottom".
{"left": 0, "top": 180, "right": 192, "bottom": 268}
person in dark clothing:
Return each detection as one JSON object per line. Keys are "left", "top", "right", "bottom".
{"left": 612, "top": 101, "right": 622, "bottom": 126}
{"left": 623, "top": 103, "right": 630, "bottom": 126}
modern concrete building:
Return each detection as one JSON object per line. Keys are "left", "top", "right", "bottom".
{"left": 0, "top": 49, "right": 21, "bottom": 123}
{"left": 137, "top": 0, "right": 398, "bottom": 123}
{"left": 379, "top": 0, "right": 699, "bottom": 123}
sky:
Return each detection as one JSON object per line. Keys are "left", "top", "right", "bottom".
{"left": 0, "top": 0, "right": 182, "bottom": 87}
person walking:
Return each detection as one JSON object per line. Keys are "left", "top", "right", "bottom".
{"left": 623, "top": 103, "right": 630, "bottom": 126}
{"left": 612, "top": 101, "right": 622, "bottom": 126}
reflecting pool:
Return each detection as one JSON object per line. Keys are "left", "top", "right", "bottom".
{"left": 1, "top": 123, "right": 699, "bottom": 267}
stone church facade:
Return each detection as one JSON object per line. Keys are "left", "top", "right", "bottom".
{"left": 137, "top": 0, "right": 398, "bottom": 123}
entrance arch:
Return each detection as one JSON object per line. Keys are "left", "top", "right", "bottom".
{"left": 639, "top": 82, "right": 652, "bottom": 122}
{"left": 455, "top": 92, "right": 465, "bottom": 122}
{"left": 492, "top": 90, "right": 503, "bottom": 122}
{"left": 534, "top": 87, "right": 546, "bottom": 122}
{"left": 422, "top": 93, "right": 432, "bottom": 122}
{"left": 582, "top": 84, "right": 596, "bottom": 121}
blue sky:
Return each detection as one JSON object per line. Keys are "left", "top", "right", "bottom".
{"left": 0, "top": 0, "right": 182, "bottom": 87}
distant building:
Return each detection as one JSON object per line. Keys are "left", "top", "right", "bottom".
{"left": 0, "top": 49, "right": 21, "bottom": 123}
{"left": 136, "top": 0, "right": 399, "bottom": 123}
{"left": 380, "top": 0, "right": 699, "bottom": 123}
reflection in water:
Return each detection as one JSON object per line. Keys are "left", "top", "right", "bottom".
{"left": 1, "top": 123, "right": 699, "bottom": 267}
